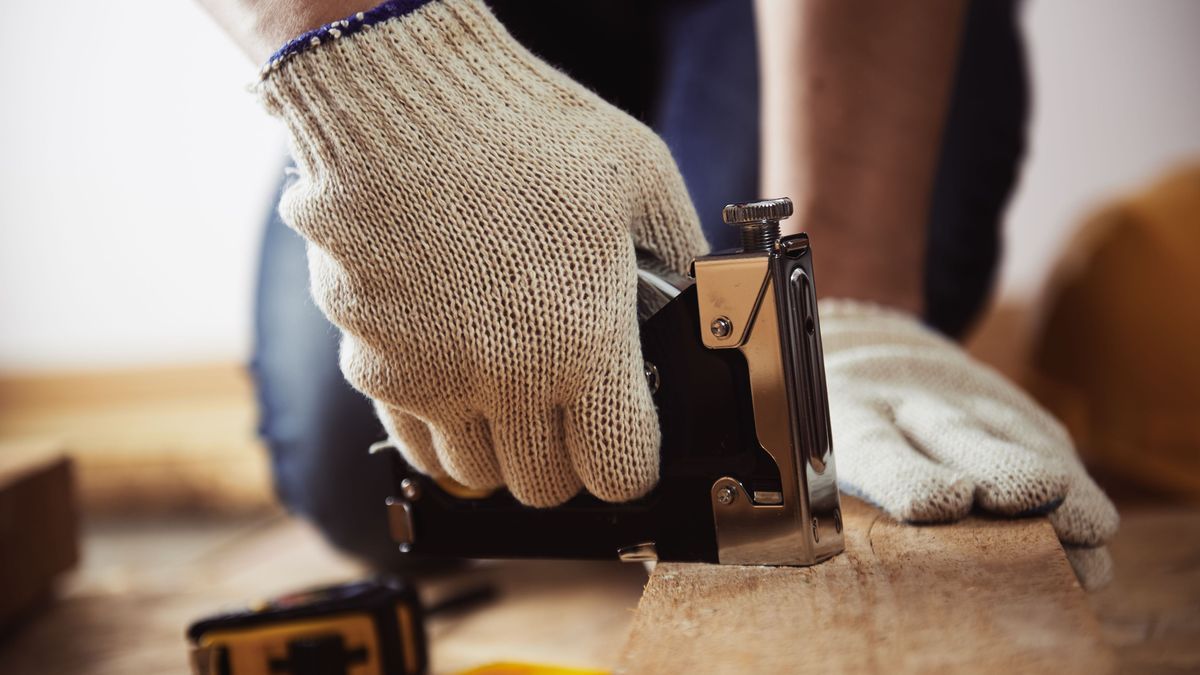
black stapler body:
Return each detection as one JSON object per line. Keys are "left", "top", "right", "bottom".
{"left": 376, "top": 198, "right": 844, "bottom": 566}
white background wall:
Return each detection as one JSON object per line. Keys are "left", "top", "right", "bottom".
{"left": 0, "top": 1, "right": 283, "bottom": 372}
{"left": 1003, "top": 0, "right": 1200, "bottom": 299}
{"left": 1, "top": 0, "right": 1198, "bottom": 373}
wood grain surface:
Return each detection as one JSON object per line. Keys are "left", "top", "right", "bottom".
{"left": 2, "top": 366, "right": 1195, "bottom": 673}
{"left": 2, "top": 502, "right": 1196, "bottom": 674}
{"left": 619, "top": 497, "right": 1115, "bottom": 674}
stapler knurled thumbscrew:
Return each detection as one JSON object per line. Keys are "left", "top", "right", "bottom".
{"left": 374, "top": 198, "right": 845, "bottom": 566}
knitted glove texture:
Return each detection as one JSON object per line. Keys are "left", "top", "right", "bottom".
{"left": 821, "top": 300, "right": 1119, "bottom": 588}
{"left": 257, "top": 0, "right": 708, "bottom": 507}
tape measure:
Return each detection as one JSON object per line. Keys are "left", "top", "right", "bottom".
{"left": 187, "top": 578, "right": 427, "bottom": 675}
{"left": 186, "top": 577, "right": 604, "bottom": 675}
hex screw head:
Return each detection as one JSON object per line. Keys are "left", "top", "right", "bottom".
{"left": 717, "top": 484, "right": 738, "bottom": 506}
{"left": 644, "top": 361, "right": 661, "bottom": 394}
{"left": 710, "top": 316, "right": 733, "bottom": 339}
{"left": 400, "top": 478, "right": 420, "bottom": 501}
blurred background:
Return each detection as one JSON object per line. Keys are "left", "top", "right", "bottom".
{"left": 0, "top": 1, "right": 1198, "bottom": 673}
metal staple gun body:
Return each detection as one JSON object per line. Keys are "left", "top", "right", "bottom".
{"left": 376, "top": 198, "right": 845, "bottom": 566}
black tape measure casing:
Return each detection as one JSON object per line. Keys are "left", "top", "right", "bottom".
{"left": 186, "top": 578, "right": 427, "bottom": 675}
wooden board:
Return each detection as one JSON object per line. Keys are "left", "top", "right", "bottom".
{"left": 0, "top": 441, "right": 79, "bottom": 629}
{"left": 618, "top": 497, "right": 1115, "bottom": 674}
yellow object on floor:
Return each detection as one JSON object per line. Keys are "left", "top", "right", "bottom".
{"left": 457, "top": 663, "right": 608, "bottom": 675}
{"left": 1031, "top": 162, "right": 1200, "bottom": 500}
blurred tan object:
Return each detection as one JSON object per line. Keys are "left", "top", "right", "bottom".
{"left": 0, "top": 441, "right": 79, "bottom": 629}
{"left": 0, "top": 364, "right": 275, "bottom": 515}
{"left": 1031, "top": 163, "right": 1200, "bottom": 500}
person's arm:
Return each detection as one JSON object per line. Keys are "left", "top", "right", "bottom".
{"left": 196, "top": 0, "right": 377, "bottom": 63}
{"left": 196, "top": 0, "right": 709, "bottom": 508}
{"left": 754, "top": 0, "right": 965, "bottom": 315}
{"left": 756, "top": 2, "right": 1119, "bottom": 589}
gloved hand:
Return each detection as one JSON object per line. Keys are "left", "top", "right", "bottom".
{"left": 820, "top": 300, "right": 1119, "bottom": 588}
{"left": 257, "top": 0, "right": 708, "bottom": 506}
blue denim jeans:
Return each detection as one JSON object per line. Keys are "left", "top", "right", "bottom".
{"left": 252, "top": 0, "right": 1025, "bottom": 567}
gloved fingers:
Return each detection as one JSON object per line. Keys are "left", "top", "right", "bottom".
{"left": 490, "top": 406, "right": 581, "bottom": 508}
{"left": 832, "top": 402, "right": 974, "bottom": 522}
{"left": 964, "top": 388, "right": 1075, "bottom": 458}
{"left": 893, "top": 401, "right": 1070, "bottom": 516}
{"left": 826, "top": 346, "right": 1074, "bottom": 457}
{"left": 563, "top": 365, "right": 660, "bottom": 503}
{"left": 958, "top": 440, "right": 1070, "bottom": 516}
{"left": 818, "top": 314, "right": 956, "bottom": 356}
{"left": 373, "top": 402, "right": 444, "bottom": 478}
{"left": 1049, "top": 470, "right": 1120, "bottom": 547}
{"left": 428, "top": 414, "right": 503, "bottom": 491}
{"left": 1064, "top": 545, "right": 1114, "bottom": 591}
{"left": 627, "top": 136, "right": 708, "bottom": 274}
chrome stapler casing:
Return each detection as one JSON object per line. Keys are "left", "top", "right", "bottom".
{"left": 376, "top": 199, "right": 844, "bottom": 566}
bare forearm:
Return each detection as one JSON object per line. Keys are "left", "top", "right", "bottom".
{"left": 197, "top": 0, "right": 378, "bottom": 62}
{"left": 755, "top": 0, "right": 965, "bottom": 314}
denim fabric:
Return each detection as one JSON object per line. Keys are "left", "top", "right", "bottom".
{"left": 925, "top": 0, "right": 1028, "bottom": 337}
{"left": 253, "top": 0, "right": 1025, "bottom": 566}
{"left": 654, "top": 0, "right": 760, "bottom": 252}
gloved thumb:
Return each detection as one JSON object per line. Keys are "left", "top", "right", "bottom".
{"left": 1064, "top": 545, "right": 1113, "bottom": 590}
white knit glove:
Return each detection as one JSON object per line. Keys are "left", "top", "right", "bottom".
{"left": 821, "top": 301, "right": 1119, "bottom": 588}
{"left": 257, "top": 0, "right": 708, "bottom": 507}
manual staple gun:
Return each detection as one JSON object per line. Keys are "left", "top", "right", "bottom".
{"left": 374, "top": 198, "right": 844, "bottom": 566}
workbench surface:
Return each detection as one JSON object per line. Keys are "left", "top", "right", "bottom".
{"left": 0, "top": 501, "right": 1195, "bottom": 674}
